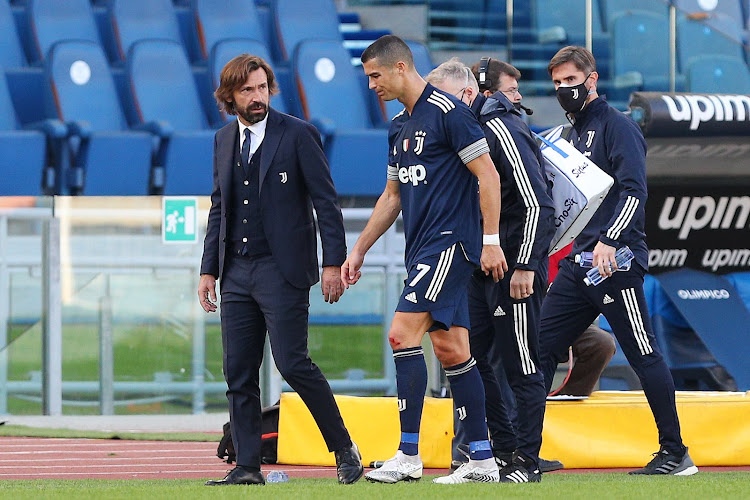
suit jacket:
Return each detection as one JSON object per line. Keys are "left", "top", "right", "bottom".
{"left": 200, "top": 108, "right": 346, "bottom": 289}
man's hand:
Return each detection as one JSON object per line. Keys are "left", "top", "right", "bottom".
{"left": 592, "top": 241, "right": 617, "bottom": 278}
{"left": 341, "top": 250, "right": 364, "bottom": 288}
{"left": 510, "top": 269, "right": 535, "bottom": 300}
{"left": 322, "top": 266, "right": 345, "bottom": 304}
{"left": 198, "top": 274, "right": 217, "bottom": 313}
{"left": 481, "top": 244, "right": 508, "bottom": 282}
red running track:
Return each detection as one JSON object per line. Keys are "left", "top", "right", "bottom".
{"left": 0, "top": 437, "right": 746, "bottom": 480}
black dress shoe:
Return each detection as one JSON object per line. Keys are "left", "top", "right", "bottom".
{"left": 205, "top": 466, "right": 265, "bottom": 486}
{"left": 334, "top": 441, "right": 364, "bottom": 484}
{"left": 539, "top": 457, "right": 564, "bottom": 473}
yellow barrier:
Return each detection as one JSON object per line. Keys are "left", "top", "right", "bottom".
{"left": 276, "top": 391, "right": 750, "bottom": 468}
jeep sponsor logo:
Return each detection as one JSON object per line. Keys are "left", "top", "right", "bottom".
{"left": 398, "top": 164, "right": 427, "bottom": 186}
{"left": 677, "top": 289, "right": 730, "bottom": 300}
{"left": 661, "top": 94, "right": 750, "bottom": 131}
{"left": 658, "top": 195, "right": 750, "bottom": 239}
{"left": 555, "top": 198, "right": 579, "bottom": 228}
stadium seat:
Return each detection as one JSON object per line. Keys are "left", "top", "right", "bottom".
{"left": 193, "top": 0, "right": 266, "bottom": 60}
{"left": 109, "top": 0, "right": 183, "bottom": 62}
{"left": 0, "top": 0, "right": 27, "bottom": 68}
{"left": 46, "top": 40, "right": 155, "bottom": 195}
{"left": 677, "top": 15, "right": 746, "bottom": 72}
{"left": 293, "top": 39, "right": 388, "bottom": 196}
{"left": 603, "top": 0, "right": 669, "bottom": 29}
{"left": 0, "top": 66, "right": 52, "bottom": 195}
{"left": 686, "top": 54, "right": 750, "bottom": 93}
{"left": 28, "top": 0, "right": 102, "bottom": 63}
{"left": 533, "top": 0, "right": 605, "bottom": 42}
{"left": 273, "top": 0, "right": 342, "bottom": 61}
{"left": 127, "top": 39, "right": 214, "bottom": 195}
{"left": 673, "top": 0, "right": 745, "bottom": 32}
{"left": 725, "top": 271, "right": 750, "bottom": 311}
{"left": 209, "top": 38, "right": 290, "bottom": 117}
{"left": 609, "top": 10, "right": 674, "bottom": 97}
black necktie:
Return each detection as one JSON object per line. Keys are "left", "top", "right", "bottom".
{"left": 241, "top": 128, "right": 251, "bottom": 175}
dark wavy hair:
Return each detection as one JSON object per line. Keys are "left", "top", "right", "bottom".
{"left": 214, "top": 54, "right": 279, "bottom": 115}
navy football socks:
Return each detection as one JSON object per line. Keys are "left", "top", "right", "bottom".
{"left": 393, "top": 346, "right": 427, "bottom": 456}
{"left": 445, "top": 357, "right": 493, "bottom": 461}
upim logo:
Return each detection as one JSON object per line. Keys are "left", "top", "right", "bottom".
{"left": 398, "top": 164, "right": 427, "bottom": 186}
{"left": 661, "top": 94, "right": 750, "bottom": 131}
{"left": 677, "top": 289, "right": 730, "bottom": 300}
{"left": 657, "top": 195, "right": 750, "bottom": 239}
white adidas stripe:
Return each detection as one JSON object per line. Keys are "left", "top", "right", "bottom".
{"left": 607, "top": 196, "right": 640, "bottom": 240}
{"left": 486, "top": 118, "right": 540, "bottom": 265}
{"left": 427, "top": 91, "right": 455, "bottom": 112}
{"left": 513, "top": 302, "right": 536, "bottom": 375}
{"left": 426, "top": 244, "right": 455, "bottom": 302}
{"left": 445, "top": 357, "right": 477, "bottom": 377}
{"left": 621, "top": 288, "right": 653, "bottom": 355}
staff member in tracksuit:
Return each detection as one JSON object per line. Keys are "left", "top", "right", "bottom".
{"left": 537, "top": 46, "right": 698, "bottom": 476}
{"left": 426, "top": 58, "right": 555, "bottom": 483}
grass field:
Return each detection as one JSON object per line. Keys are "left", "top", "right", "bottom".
{"left": 1, "top": 473, "right": 749, "bottom": 500}
{"left": 4, "top": 323, "right": 383, "bottom": 415}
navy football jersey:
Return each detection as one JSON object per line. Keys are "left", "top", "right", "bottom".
{"left": 387, "top": 84, "right": 490, "bottom": 267}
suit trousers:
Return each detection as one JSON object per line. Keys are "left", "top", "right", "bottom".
{"left": 220, "top": 254, "right": 351, "bottom": 468}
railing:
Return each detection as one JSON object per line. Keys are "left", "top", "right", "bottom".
{"left": 0, "top": 199, "right": 423, "bottom": 415}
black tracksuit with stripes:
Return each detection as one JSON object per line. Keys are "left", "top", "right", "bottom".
{"left": 537, "top": 97, "right": 688, "bottom": 457}
{"left": 460, "top": 92, "right": 555, "bottom": 468}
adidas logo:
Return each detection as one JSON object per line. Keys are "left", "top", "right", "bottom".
{"left": 405, "top": 292, "right": 418, "bottom": 304}
{"left": 493, "top": 306, "right": 506, "bottom": 317}
{"left": 603, "top": 294, "right": 614, "bottom": 305}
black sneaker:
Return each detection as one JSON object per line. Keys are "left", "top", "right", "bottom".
{"left": 628, "top": 448, "right": 699, "bottom": 476}
{"left": 539, "top": 457, "right": 564, "bottom": 473}
{"left": 499, "top": 452, "right": 541, "bottom": 483}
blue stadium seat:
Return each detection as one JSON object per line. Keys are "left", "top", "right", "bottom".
{"left": 0, "top": 0, "right": 27, "bottom": 68}
{"left": 28, "top": 0, "right": 101, "bottom": 63}
{"left": 109, "top": 0, "right": 183, "bottom": 62}
{"left": 293, "top": 39, "right": 387, "bottom": 196}
{"left": 209, "top": 38, "right": 290, "bottom": 117}
{"left": 46, "top": 40, "right": 155, "bottom": 195}
{"left": 610, "top": 10, "right": 674, "bottom": 96}
{"left": 725, "top": 271, "right": 750, "bottom": 311}
{"left": 127, "top": 39, "right": 214, "bottom": 195}
{"left": 193, "top": 0, "right": 266, "bottom": 60}
{"left": 603, "top": 0, "right": 669, "bottom": 29}
{"left": 273, "top": 0, "right": 342, "bottom": 62}
{"left": 686, "top": 54, "right": 750, "bottom": 93}
{"left": 677, "top": 15, "right": 746, "bottom": 72}
{"left": 0, "top": 67, "right": 50, "bottom": 195}
{"left": 674, "top": 0, "right": 745, "bottom": 31}
{"left": 534, "top": 0, "right": 605, "bottom": 40}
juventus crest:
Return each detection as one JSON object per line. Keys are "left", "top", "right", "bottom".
{"left": 403, "top": 131, "right": 427, "bottom": 155}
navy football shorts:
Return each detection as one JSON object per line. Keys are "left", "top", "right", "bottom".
{"left": 396, "top": 242, "right": 475, "bottom": 332}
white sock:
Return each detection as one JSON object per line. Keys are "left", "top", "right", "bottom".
{"left": 396, "top": 450, "right": 422, "bottom": 464}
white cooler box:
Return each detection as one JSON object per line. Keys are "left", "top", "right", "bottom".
{"left": 537, "top": 126, "right": 614, "bottom": 255}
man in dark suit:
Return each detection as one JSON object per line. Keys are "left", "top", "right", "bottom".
{"left": 199, "top": 54, "right": 363, "bottom": 486}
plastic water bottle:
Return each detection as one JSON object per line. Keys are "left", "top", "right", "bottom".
{"left": 575, "top": 248, "right": 632, "bottom": 271}
{"left": 266, "top": 470, "right": 289, "bottom": 483}
{"left": 583, "top": 246, "right": 635, "bottom": 286}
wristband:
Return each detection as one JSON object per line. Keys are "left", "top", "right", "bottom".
{"left": 482, "top": 234, "right": 500, "bottom": 246}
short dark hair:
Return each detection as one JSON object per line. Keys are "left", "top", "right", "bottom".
{"left": 470, "top": 59, "right": 521, "bottom": 92}
{"left": 361, "top": 34, "right": 414, "bottom": 68}
{"left": 214, "top": 54, "right": 278, "bottom": 115}
{"left": 547, "top": 46, "right": 596, "bottom": 76}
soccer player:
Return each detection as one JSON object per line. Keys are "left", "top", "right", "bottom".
{"left": 426, "top": 58, "right": 555, "bottom": 483}
{"left": 537, "top": 46, "right": 698, "bottom": 476}
{"left": 342, "top": 35, "right": 507, "bottom": 484}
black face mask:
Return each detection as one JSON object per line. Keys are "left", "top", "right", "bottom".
{"left": 556, "top": 73, "right": 592, "bottom": 113}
